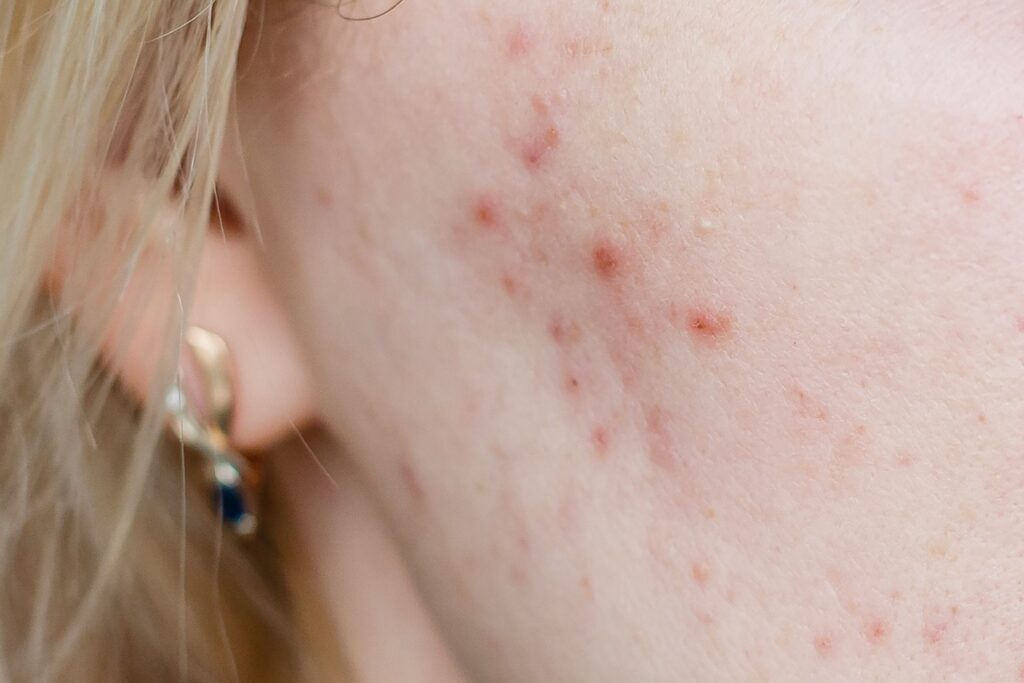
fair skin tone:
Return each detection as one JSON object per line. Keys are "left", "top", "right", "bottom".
{"left": 112, "top": 0, "right": 1024, "bottom": 679}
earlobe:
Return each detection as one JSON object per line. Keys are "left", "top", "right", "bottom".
{"left": 50, "top": 191, "right": 317, "bottom": 455}
{"left": 187, "top": 228, "right": 317, "bottom": 451}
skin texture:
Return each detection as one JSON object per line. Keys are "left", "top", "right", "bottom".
{"left": 224, "top": 1, "right": 1024, "bottom": 680}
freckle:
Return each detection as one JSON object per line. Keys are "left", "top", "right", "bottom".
{"left": 691, "top": 562, "right": 711, "bottom": 587}
{"left": 977, "top": 413, "right": 987, "bottom": 424}
{"left": 579, "top": 576, "right": 595, "bottom": 601}
{"left": 702, "top": 507, "right": 716, "bottom": 520}
{"left": 813, "top": 633, "right": 833, "bottom": 656}
{"left": 472, "top": 194, "right": 502, "bottom": 229}
{"left": 864, "top": 618, "right": 890, "bottom": 645}
{"left": 591, "top": 241, "right": 622, "bottom": 279}
{"left": 521, "top": 125, "right": 561, "bottom": 170}
{"left": 685, "top": 308, "right": 733, "bottom": 344}
{"left": 564, "top": 374, "right": 581, "bottom": 395}
{"left": 506, "top": 23, "right": 531, "bottom": 58}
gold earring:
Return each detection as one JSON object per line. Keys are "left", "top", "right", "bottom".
{"left": 164, "top": 327, "right": 261, "bottom": 537}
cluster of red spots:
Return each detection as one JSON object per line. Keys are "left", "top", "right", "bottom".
{"left": 864, "top": 618, "right": 890, "bottom": 645}
{"left": 691, "top": 562, "right": 711, "bottom": 588}
{"left": 591, "top": 241, "right": 623, "bottom": 280}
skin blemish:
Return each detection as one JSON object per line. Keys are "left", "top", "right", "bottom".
{"left": 500, "top": 273, "right": 521, "bottom": 297}
{"left": 314, "top": 184, "right": 334, "bottom": 208}
{"left": 564, "top": 374, "right": 582, "bottom": 395}
{"left": 506, "top": 22, "right": 532, "bottom": 58}
{"left": 792, "top": 386, "right": 829, "bottom": 421}
{"left": 691, "top": 562, "right": 711, "bottom": 587}
{"left": 683, "top": 307, "right": 733, "bottom": 345}
{"left": 813, "top": 633, "right": 834, "bottom": 657}
{"left": 644, "top": 404, "right": 676, "bottom": 471}
{"left": 961, "top": 188, "right": 981, "bottom": 206}
{"left": 521, "top": 125, "right": 561, "bottom": 170}
{"left": 591, "top": 426, "right": 610, "bottom": 457}
{"left": 472, "top": 194, "right": 503, "bottom": 230}
{"left": 548, "top": 315, "right": 582, "bottom": 346}
{"left": 864, "top": 618, "right": 890, "bottom": 645}
{"left": 591, "top": 241, "right": 622, "bottom": 280}
{"left": 398, "top": 458, "right": 426, "bottom": 507}
{"left": 922, "top": 605, "right": 958, "bottom": 646}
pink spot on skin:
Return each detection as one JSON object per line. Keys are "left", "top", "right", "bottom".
{"left": 580, "top": 576, "right": 595, "bottom": 601}
{"left": 399, "top": 458, "right": 426, "bottom": 506}
{"left": 792, "top": 386, "right": 829, "bottom": 421}
{"left": 644, "top": 404, "right": 676, "bottom": 471}
{"left": 961, "top": 188, "right": 981, "bottom": 206}
{"left": 813, "top": 633, "right": 834, "bottom": 657}
{"left": 591, "top": 241, "right": 622, "bottom": 280}
{"left": 521, "top": 125, "right": 561, "bottom": 170}
{"left": 922, "top": 605, "right": 958, "bottom": 646}
{"left": 314, "top": 184, "right": 333, "bottom": 208}
{"left": 691, "top": 562, "right": 711, "bottom": 587}
{"left": 864, "top": 618, "right": 890, "bottom": 645}
{"left": 472, "top": 194, "right": 502, "bottom": 230}
{"left": 548, "top": 315, "right": 582, "bottom": 346}
{"left": 506, "top": 23, "right": 532, "bottom": 58}
{"left": 685, "top": 308, "right": 733, "bottom": 344}
{"left": 500, "top": 273, "right": 520, "bottom": 297}
{"left": 591, "top": 426, "right": 610, "bottom": 457}
{"left": 564, "top": 374, "right": 581, "bottom": 395}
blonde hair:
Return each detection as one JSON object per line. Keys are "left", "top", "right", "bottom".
{"left": 0, "top": 1, "right": 306, "bottom": 680}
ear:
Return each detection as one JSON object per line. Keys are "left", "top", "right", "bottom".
{"left": 56, "top": 189, "right": 317, "bottom": 453}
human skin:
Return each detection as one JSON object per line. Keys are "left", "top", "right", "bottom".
{"left": 223, "top": 1, "right": 1024, "bottom": 680}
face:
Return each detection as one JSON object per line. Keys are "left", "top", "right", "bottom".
{"left": 229, "top": 1, "right": 1024, "bottom": 678}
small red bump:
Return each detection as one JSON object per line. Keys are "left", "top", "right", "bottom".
{"left": 685, "top": 308, "right": 733, "bottom": 344}
{"left": 691, "top": 562, "right": 711, "bottom": 587}
{"left": 472, "top": 194, "right": 502, "bottom": 229}
{"left": 500, "top": 273, "right": 520, "bottom": 296}
{"left": 591, "top": 242, "right": 622, "bottom": 279}
{"left": 864, "top": 619, "right": 890, "bottom": 645}
{"left": 591, "top": 426, "right": 610, "bottom": 456}
{"left": 522, "top": 126, "right": 561, "bottom": 170}
{"left": 961, "top": 188, "right": 981, "bottom": 206}
{"left": 507, "top": 23, "right": 531, "bottom": 58}
{"left": 813, "top": 633, "right": 833, "bottom": 656}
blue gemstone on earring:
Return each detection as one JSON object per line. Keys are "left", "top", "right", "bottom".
{"left": 212, "top": 481, "right": 248, "bottom": 527}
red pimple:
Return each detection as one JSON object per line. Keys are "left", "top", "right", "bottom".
{"left": 961, "top": 188, "right": 981, "bottom": 206}
{"left": 864, "top": 618, "right": 890, "bottom": 645}
{"left": 547, "top": 315, "right": 581, "bottom": 346}
{"left": 472, "top": 194, "right": 502, "bottom": 229}
{"left": 521, "top": 125, "right": 561, "bottom": 170}
{"left": 591, "top": 241, "right": 622, "bottom": 279}
{"left": 691, "top": 562, "right": 711, "bottom": 587}
{"left": 685, "top": 308, "right": 733, "bottom": 344}
{"left": 591, "top": 426, "right": 610, "bottom": 456}
{"left": 506, "top": 23, "right": 532, "bottom": 58}
{"left": 813, "top": 633, "right": 834, "bottom": 657}
{"left": 500, "top": 273, "right": 520, "bottom": 297}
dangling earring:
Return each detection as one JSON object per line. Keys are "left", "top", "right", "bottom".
{"left": 164, "top": 326, "right": 261, "bottom": 537}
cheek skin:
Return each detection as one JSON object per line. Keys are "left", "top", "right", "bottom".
{"left": 242, "top": 1, "right": 1024, "bottom": 680}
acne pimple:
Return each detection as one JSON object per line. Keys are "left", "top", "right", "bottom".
{"left": 521, "top": 125, "right": 561, "bottom": 170}
{"left": 591, "top": 241, "right": 622, "bottom": 280}
{"left": 684, "top": 308, "right": 733, "bottom": 344}
{"left": 590, "top": 426, "right": 610, "bottom": 456}
{"left": 472, "top": 194, "right": 502, "bottom": 230}
{"left": 813, "top": 633, "right": 834, "bottom": 657}
{"left": 506, "top": 23, "right": 532, "bottom": 58}
{"left": 864, "top": 618, "right": 890, "bottom": 645}
{"left": 961, "top": 188, "right": 981, "bottom": 206}
{"left": 691, "top": 562, "right": 711, "bottom": 587}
